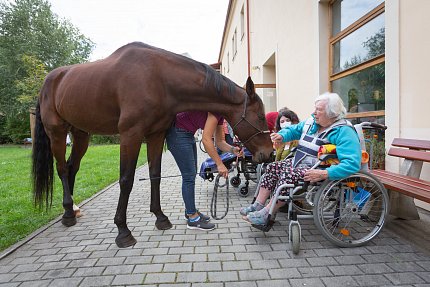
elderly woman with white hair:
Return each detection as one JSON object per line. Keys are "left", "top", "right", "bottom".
{"left": 241, "top": 92, "right": 362, "bottom": 225}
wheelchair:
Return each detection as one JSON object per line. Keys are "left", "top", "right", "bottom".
{"left": 199, "top": 148, "right": 261, "bottom": 197}
{"left": 248, "top": 122, "right": 389, "bottom": 254}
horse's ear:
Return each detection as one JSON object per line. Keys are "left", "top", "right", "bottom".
{"left": 245, "top": 76, "right": 255, "bottom": 97}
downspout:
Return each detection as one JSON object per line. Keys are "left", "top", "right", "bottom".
{"left": 246, "top": 0, "right": 251, "bottom": 77}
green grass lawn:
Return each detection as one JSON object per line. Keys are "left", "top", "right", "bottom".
{"left": 0, "top": 144, "right": 147, "bottom": 252}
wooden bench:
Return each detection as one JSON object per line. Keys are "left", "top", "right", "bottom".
{"left": 372, "top": 138, "right": 430, "bottom": 219}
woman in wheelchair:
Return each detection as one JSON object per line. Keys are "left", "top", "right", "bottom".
{"left": 241, "top": 92, "right": 362, "bottom": 225}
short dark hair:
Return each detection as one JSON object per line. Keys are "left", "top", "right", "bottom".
{"left": 275, "top": 109, "right": 300, "bottom": 131}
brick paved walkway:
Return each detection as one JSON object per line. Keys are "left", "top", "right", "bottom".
{"left": 1, "top": 150, "right": 429, "bottom": 286}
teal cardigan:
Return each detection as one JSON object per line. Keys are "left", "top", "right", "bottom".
{"left": 277, "top": 116, "right": 361, "bottom": 180}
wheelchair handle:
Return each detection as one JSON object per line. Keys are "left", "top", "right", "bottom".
{"left": 360, "top": 122, "right": 387, "bottom": 131}
{"left": 369, "top": 122, "right": 387, "bottom": 130}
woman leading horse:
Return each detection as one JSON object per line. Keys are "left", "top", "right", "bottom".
{"left": 32, "top": 42, "right": 273, "bottom": 248}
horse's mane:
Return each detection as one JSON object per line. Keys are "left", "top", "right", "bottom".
{"left": 202, "top": 64, "right": 238, "bottom": 99}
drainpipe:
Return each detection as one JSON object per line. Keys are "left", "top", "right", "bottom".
{"left": 246, "top": 0, "right": 251, "bottom": 77}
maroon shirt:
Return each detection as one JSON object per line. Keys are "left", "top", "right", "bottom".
{"left": 175, "top": 111, "right": 223, "bottom": 133}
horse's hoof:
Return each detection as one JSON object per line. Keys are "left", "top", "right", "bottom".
{"left": 61, "top": 216, "right": 77, "bottom": 227}
{"left": 155, "top": 217, "right": 173, "bottom": 230}
{"left": 115, "top": 232, "right": 137, "bottom": 248}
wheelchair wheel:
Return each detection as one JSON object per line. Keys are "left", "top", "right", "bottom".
{"left": 292, "top": 200, "right": 313, "bottom": 215}
{"left": 290, "top": 223, "right": 300, "bottom": 254}
{"left": 313, "top": 171, "right": 388, "bottom": 248}
{"left": 291, "top": 185, "right": 318, "bottom": 215}
{"left": 241, "top": 159, "right": 258, "bottom": 183}
{"left": 293, "top": 184, "right": 338, "bottom": 215}
{"left": 230, "top": 176, "right": 241, "bottom": 188}
{"left": 238, "top": 183, "right": 249, "bottom": 197}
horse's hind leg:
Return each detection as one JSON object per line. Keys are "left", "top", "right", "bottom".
{"left": 46, "top": 127, "right": 76, "bottom": 226}
{"left": 67, "top": 128, "right": 90, "bottom": 217}
{"left": 147, "top": 132, "right": 172, "bottom": 230}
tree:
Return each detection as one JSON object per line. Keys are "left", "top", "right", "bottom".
{"left": 363, "top": 27, "right": 385, "bottom": 60}
{"left": 0, "top": 0, "right": 94, "bottom": 143}
{"left": 15, "top": 54, "right": 47, "bottom": 107}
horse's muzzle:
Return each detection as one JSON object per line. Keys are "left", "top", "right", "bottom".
{"left": 253, "top": 151, "right": 274, "bottom": 163}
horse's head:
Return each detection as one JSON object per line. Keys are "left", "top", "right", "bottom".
{"left": 230, "top": 77, "right": 274, "bottom": 163}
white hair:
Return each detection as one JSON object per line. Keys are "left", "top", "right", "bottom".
{"left": 315, "top": 92, "right": 347, "bottom": 120}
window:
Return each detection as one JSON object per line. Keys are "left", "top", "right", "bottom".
{"left": 332, "top": 14, "right": 384, "bottom": 74}
{"left": 331, "top": 0, "right": 384, "bottom": 36}
{"left": 329, "top": 0, "right": 385, "bottom": 122}
{"left": 332, "top": 63, "right": 385, "bottom": 112}
{"left": 240, "top": 5, "right": 245, "bottom": 40}
{"left": 232, "top": 28, "right": 237, "bottom": 60}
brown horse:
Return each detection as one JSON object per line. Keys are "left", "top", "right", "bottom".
{"left": 32, "top": 42, "right": 273, "bottom": 248}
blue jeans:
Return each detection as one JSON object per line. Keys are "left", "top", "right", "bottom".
{"left": 166, "top": 126, "right": 198, "bottom": 215}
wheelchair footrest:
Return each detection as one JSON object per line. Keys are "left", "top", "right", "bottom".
{"left": 251, "top": 219, "right": 275, "bottom": 232}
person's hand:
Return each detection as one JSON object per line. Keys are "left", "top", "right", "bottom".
{"left": 231, "top": 146, "right": 243, "bottom": 157}
{"left": 270, "top": 133, "right": 283, "bottom": 144}
{"left": 217, "top": 163, "right": 229, "bottom": 178}
{"left": 303, "top": 169, "right": 328, "bottom": 182}
{"left": 272, "top": 141, "right": 282, "bottom": 149}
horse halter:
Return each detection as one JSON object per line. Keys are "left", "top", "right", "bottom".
{"left": 230, "top": 94, "right": 270, "bottom": 146}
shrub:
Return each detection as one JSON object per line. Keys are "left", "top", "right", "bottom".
{"left": 90, "top": 135, "right": 120, "bottom": 145}
{"left": 2, "top": 112, "right": 30, "bottom": 143}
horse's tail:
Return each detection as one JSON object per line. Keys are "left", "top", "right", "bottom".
{"left": 32, "top": 101, "right": 54, "bottom": 209}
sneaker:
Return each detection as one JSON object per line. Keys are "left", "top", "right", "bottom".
{"left": 184, "top": 210, "right": 211, "bottom": 223}
{"left": 243, "top": 208, "right": 269, "bottom": 225}
{"left": 187, "top": 216, "right": 216, "bottom": 231}
{"left": 240, "top": 202, "right": 264, "bottom": 216}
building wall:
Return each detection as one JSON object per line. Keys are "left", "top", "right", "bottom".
{"left": 220, "top": 0, "right": 430, "bottom": 207}
{"left": 250, "top": 0, "right": 322, "bottom": 119}
{"left": 220, "top": 0, "right": 329, "bottom": 121}
{"left": 393, "top": 0, "right": 430, "bottom": 209}
{"left": 385, "top": 0, "right": 430, "bottom": 173}
{"left": 399, "top": 0, "right": 430, "bottom": 144}
{"left": 219, "top": 0, "right": 248, "bottom": 87}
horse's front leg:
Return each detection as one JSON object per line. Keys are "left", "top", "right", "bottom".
{"left": 147, "top": 132, "right": 172, "bottom": 230}
{"left": 114, "top": 130, "right": 142, "bottom": 248}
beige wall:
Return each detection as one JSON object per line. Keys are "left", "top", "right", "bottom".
{"left": 250, "top": 0, "right": 321, "bottom": 119}
{"left": 220, "top": 0, "right": 248, "bottom": 86}
{"left": 399, "top": 0, "right": 430, "bottom": 140}
{"left": 220, "top": 1, "right": 430, "bottom": 201}
{"left": 386, "top": 0, "right": 430, "bottom": 209}
{"left": 220, "top": 0, "right": 330, "bottom": 121}
{"left": 385, "top": 0, "right": 430, "bottom": 174}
